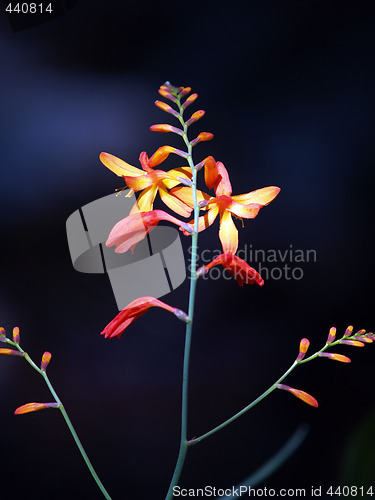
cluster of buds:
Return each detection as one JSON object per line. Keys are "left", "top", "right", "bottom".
{"left": 99, "top": 82, "right": 280, "bottom": 338}
{"left": 276, "top": 326, "right": 374, "bottom": 407}
{"left": 0, "top": 326, "right": 59, "bottom": 415}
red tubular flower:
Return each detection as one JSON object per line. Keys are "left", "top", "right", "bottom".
{"left": 172, "top": 162, "right": 280, "bottom": 254}
{"left": 100, "top": 152, "right": 193, "bottom": 217}
{"left": 101, "top": 296, "right": 189, "bottom": 339}
{"left": 14, "top": 402, "right": 60, "bottom": 415}
{"left": 106, "top": 209, "right": 191, "bottom": 254}
{"left": 197, "top": 253, "right": 264, "bottom": 286}
{"left": 276, "top": 384, "right": 318, "bottom": 408}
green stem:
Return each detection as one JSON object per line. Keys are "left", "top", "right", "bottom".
{"left": 8, "top": 340, "right": 112, "bottom": 500}
{"left": 188, "top": 361, "right": 298, "bottom": 446}
{"left": 165, "top": 98, "right": 200, "bottom": 500}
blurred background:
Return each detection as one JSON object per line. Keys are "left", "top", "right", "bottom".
{"left": 1, "top": 1, "right": 375, "bottom": 498}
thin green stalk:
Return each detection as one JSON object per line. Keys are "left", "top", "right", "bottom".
{"left": 165, "top": 97, "right": 200, "bottom": 500}
{"left": 188, "top": 361, "right": 299, "bottom": 446}
{"left": 6, "top": 339, "right": 112, "bottom": 500}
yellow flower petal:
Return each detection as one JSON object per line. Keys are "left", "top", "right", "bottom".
{"left": 133, "top": 185, "right": 158, "bottom": 213}
{"left": 100, "top": 152, "right": 143, "bottom": 177}
{"left": 162, "top": 167, "right": 192, "bottom": 189}
{"left": 170, "top": 186, "right": 211, "bottom": 208}
{"left": 219, "top": 210, "right": 238, "bottom": 254}
{"left": 231, "top": 186, "right": 280, "bottom": 206}
{"left": 159, "top": 186, "right": 193, "bottom": 217}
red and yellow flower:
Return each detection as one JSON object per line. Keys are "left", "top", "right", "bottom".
{"left": 100, "top": 151, "right": 193, "bottom": 217}
{"left": 172, "top": 162, "right": 280, "bottom": 254}
{"left": 197, "top": 253, "right": 264, "bottom": 286}
{"left": 101, "top": 296, "right": 189, "bottom": 339}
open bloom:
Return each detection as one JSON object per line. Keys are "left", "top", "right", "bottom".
{"left": 106, "top": 209, "right": 191, "bottom": 253}
{"left": 100, "top": 151, "right": 193, "bottom": 217}
{"left": 172, "top": 162, "right": 280, "bottom": 254}
{"left": 101, "top": 296, "right": 189, "bottom": 339}
{"left": 197, "top": 253, "right": 264, "bottom": 286}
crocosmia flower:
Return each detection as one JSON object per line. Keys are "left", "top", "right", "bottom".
{"left": 101, "top": 296, "right": 189, "bottom": 339}
{"left": 197, "top": 253, "right": 264, "bottom": 286}
{"left": 172, "top": 162, "right": 280, "bottom": 254}
{"left": 106, "top": 209, "right": 192, "bottom": 253}
{"left": 100, "top": 151, "right": 193, "bottom": 217}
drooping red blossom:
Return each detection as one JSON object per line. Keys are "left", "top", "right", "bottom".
{"left": 14, "top": 402, "right": 60, "bottom": 415}
{"left": 101, "top": 296, "right": 189, "bottom": 339}
{"left": 276, "top": 384, "right": 318, "bottom": 408}
{"left": 197, "top": 253, "right": 264, "bottom": 286}
{"left": 106, "top": 209, "right": 191, "bottom": 254}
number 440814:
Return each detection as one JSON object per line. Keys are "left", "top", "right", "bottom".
{"left": 327, "top": 486, "right": 374, "bottom": 496}
{"left": 6, "top": 3, "right": 53, "bottom": 13}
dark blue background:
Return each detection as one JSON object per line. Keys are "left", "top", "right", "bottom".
{"left": 1, "top": 1, "right": 375, "bottom": 498}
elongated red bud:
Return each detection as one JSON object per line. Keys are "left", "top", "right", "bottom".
{"left": 14, "top": 402, "right": 60, "bottom": 415}
{"left": 182, "top": 93, "right": 198, "bottom": 109}
{"left": 0, "top": 348, "right": 24, "bottom": 357}
{"left": 155, "top": 100, "right": 179, "bottom": 118}
{"left": 339, "top": 339, "right": 364, "bottom": 347}
{"left": 178, "top": 87, "right": 191, "bottom": 98}
{"left": 190, "top": 132, "right": 214, "bottom": 147}
{"left": 186, "top": 110, "right": 205, "bottom": 126}
{"left": 319, "top": 352, "right": 351, "bottom": 363}
{"left": 150, "top": 124, "right": 183, "bottom": 136}
{"left": 277, "top": 384, "right": 318, "bottom": 408}
{"left": 148, "top": 146, "right": 188, "bottom": 167}
{"left": 203, "top": 156, "right": 219, "bottom": 189}
{"left": 158, "top": 88, "right": 178, "bottom": 103}
{"left": 355, "top": 336, "right": 373, "bottom": 343}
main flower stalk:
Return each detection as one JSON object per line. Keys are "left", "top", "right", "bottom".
{"left": 165, "top": 92, "right": 200, "bottom": 500}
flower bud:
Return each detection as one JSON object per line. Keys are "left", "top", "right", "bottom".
{"left": 155, "top": 100, "right": 179, "bottom": 118}
{"left": 326, "top": 327, "right": 336, "bottom": 344}
{"left": 0, "top": 348, "right": 24, "bottom": 357}
{"left": 173, "top": 309, "right": 190, "bottom": 323}
{"left": 339, "top": 339, "right": 364, "bottom": 347}
{"left": 297, "top": 338, "right": 310, "bottom": 361}
{"left": 41, "top": 351, "right": 52, "bottom": 371}
{"left": 276, "top": 384, "right": 318, "bottom": 408}
{"left": 319, "top": 352, "right": 351, "bottom": 363}
{"left": 182, "top": 93, "right": 198, "bottom": 109}
{"left": 178, "top": 87, "right": 191, "bottom": 98}
{"left": 13, "top": 327, "right": 20, "bottom": 344}
{"left": 344, "top": 325, "right": 353, "bottom": 336}
{"left": 186, "top": 110, "right": 205, "bottom": 126}
{"left": 14, "top": 402, "right": 60, "bottom": 415}
{"left": 190, "top": 132, "right": 214, "bottom": 147}
{"left": 150, "top": 124, "right": 183, "bottom": 136}
{"left": 158, "top": 88, "right": 178, "bottom": 103}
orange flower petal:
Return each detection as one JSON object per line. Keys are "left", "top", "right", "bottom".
{"left": 100, "top": 152, "right": 143, "bottom": 177}
{"left": 204, "top": 156, "right": 219, "bottom": 190}
{"left": 219, "top": 210, "right": 238, "bottom": 254}
{"left": 214, "top": 162, "right": 232, "bottom": 196}
{"left": 170, "top": 186, "right": 212, "bottom": 208}
{"left": 228, "top": 200, "right": 262, "bottom": 219}
{"left": 231, "top": 186, "right": 281, "bottom": 206}
{"left": 158, "top": 186, "right": 193, "bottom": 218}
{"left": 133, "top": 185, "right": 158, "bottom": 213}
{"left": 162, "top": 167, "right": 192, "bottom": 189}
{"left": 14, "top": 402, "right": 60, "bottom": 415}
{"left": 198, "top": 253, "right": 264, "bottom": 286}
{"left": 123, "top": 174, "right": 152, "bottom": 192}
